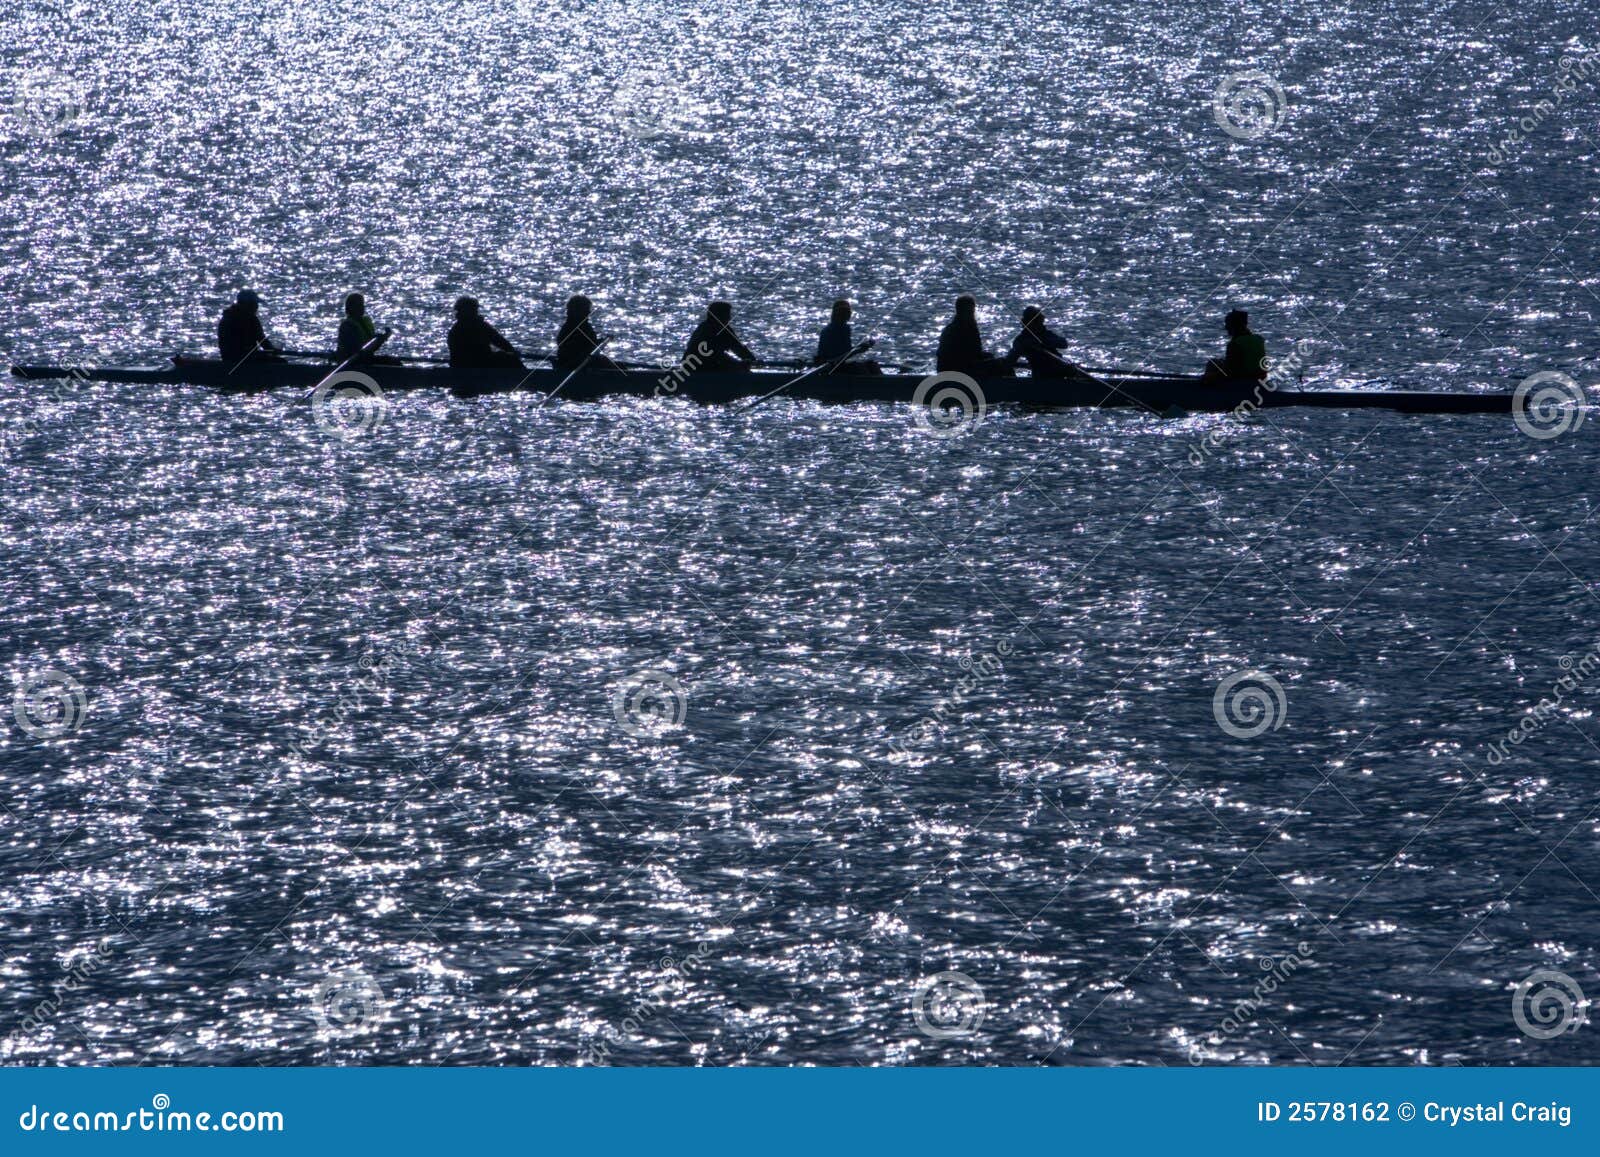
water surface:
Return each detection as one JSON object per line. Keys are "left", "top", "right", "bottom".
{"left": 2, "top": 0, "right": 1599, "bottom": 1065}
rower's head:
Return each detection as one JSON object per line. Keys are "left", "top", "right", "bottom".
{"left": 237, "top": 288, "right": 261, "bottom": 312}
{"left": 1225, "top": 309, "right": 1250, "bottom": 336}
{"left": 345, "top": 292, "right": 365, "bottom": 318}
{"left": 954, "top": 294, "right": 977, "bottom": 319}
{"left": 566, "top": 295, "right": 592, "bottom": 321}
{"left": 1021, "top": 305, "right": 1044, "bottom": 331}
{"left": 455, "top": 296, "right": 481, "bottom": 318}
{"left": 831, "top": 299, "right": 851, "bottom": 324}
{"left": 707, "top": 301, "right": 734, "bottom": 326}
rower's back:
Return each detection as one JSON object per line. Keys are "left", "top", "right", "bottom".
{"left": 218, "top": 294, "right": 267, "bottom": 363}
{"left": 937, "top": 296, "right": 986, "bottom": 373}
{"left": 338, "top": 293, "right": 377, "bottom": 360}
{"left": 448, "top": 314, "right": 493, "bottom": 367}
{"left": 1224, "top": 327, "right": 1267, "bottom": 380}
{"left": 556, "top": 296, "right": 600, "bottom": 369}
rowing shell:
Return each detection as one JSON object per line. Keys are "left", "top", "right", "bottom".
{"left": 9, "top": 358, "right": 1518, "bottom": 415}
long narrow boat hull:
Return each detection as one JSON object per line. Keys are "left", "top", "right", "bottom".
{"left": 10, "top": 359, "right": 1519, "bottom": 415}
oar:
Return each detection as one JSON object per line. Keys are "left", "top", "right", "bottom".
{"left": 399, "top": 350, "right": 555, "bottom": 365}
{"left": 538, "top": 336, "right": 612, "bottom": 409}
{"left": 978, "top": 327, "right": 1190, "bottom": 381}
{"left": 282, "top": 348, "right": 557, "bottom": 365}
{"left": 1080, "top": 366, "right": 1190, "bottom": 379}
{"left": 304, "top": 330, "right": 391, "bottom": 395}
{"left": 739, "top": 340, "right": 875, "bottom": 413}
{"left": 1004, "top": 327, "right": 1187, "bottom": 380}
{"left": 1032, "top": 358, "right": 1192, "bottom": 416}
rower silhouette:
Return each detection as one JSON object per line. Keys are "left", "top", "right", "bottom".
{"left": 937, "top": 295, "right": 1015, "bottom": 377}
{"left": 448, "top": 297, "right": 523, "bottom": 369}
{"left": 685, "top": 301, "right": 756, "bottom": 372}
{"left": 337, "top": 293, "right": 399, "bottom": 364}
{"left": 1203, "top": 309, "right": 1268, "bottom": 382}
{"left": 1009, "top": 306, "right": 1080, "bottom": 378}
{"left": 815, "top": 299, "right": 882, "bottom": 375}
{"left": 217, "top": 289, "right": 282, "bottom": 367}
{"left": 556, "top": 295, "right": 620, "bottom": 372}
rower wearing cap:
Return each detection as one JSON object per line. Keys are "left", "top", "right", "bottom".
{"left": 217, "top": 289, "right": 281, "bottom": 366}
{"left": 448, "top": 297, "right": 523, "bottom": 369}
{"left": 1204, "top": 309, "right": 1268, "bottom": 382}
{"left": 1009, "top": 306, "right": 1079, "bottom": 378}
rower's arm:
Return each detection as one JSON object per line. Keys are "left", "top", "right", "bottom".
{"left": 489, "top": 324, "right": 519, "bottom": 356}
{"left": 252, "top": 316, "right": 277, "bottom": 351}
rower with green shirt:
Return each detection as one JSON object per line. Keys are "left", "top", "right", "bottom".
{"left": 337, "top": 293, "right": 379, "bottom": 360}
{"left": 1203, "top": 309, "right": 1268, "bottom": 382}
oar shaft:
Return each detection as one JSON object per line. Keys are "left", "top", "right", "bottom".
{"left": 307, "top": 330, "right": 392, "bottom": 394}
{"left": 284, "top": 348, "right": 557, "bottom": 365}
{"left": 742, "top": 340, "right": 875, "bottom": 411}
{"left": 540, "top": 336, "right": 612, "bottom": 408}
{"left": 1082, "top": 366, "right": 1191, "bottom": 379}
